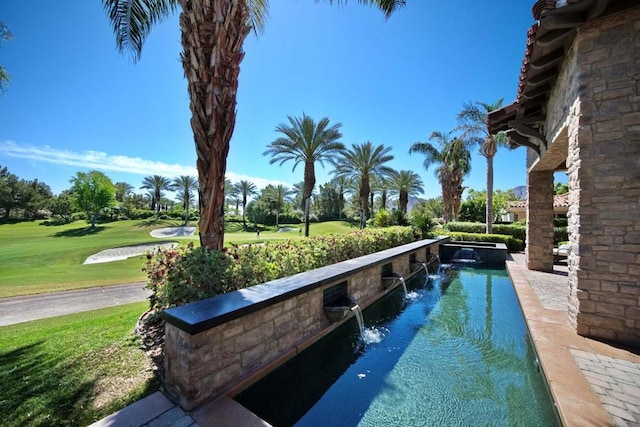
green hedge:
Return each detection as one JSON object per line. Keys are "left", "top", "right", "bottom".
{"left": 430, "top": 229, "right": 524, "bottom": 252}
{"left": 144, "top": 226, "right": 415, "bottom": 310}
{"left": 445, "top": 222, "right": 526, "bottom": 242}
{"left": 554, "top": 226, "right": 568, "bottom": 243}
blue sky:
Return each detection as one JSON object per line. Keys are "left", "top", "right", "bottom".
{"left": 1, "top": 1, "right": 536, "bottom": 200}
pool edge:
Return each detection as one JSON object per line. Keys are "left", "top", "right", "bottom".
{"left": 505, "top": 255, "right": 615, "bottom": 427}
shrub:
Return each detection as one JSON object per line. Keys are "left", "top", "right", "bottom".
{"left": 554, "top": 226, "right": 568, "bottom": 244}
{"left": 144, "top": 226, "right": 415, "bottom": 310}
{"left": 446, "top": 221, "right": 526, "bottom": 243}
{"left": 373, "top": 209, "right": 391, "bottom": 227}
{"left": 410, "top": 213, "right": 436, "bottom": 239}
{"left": 553, "top": 218, "right": 568, "bottom": 227}
{"left": 430, "top": 229, "right": 524, "bottom": 252}
{"left": 391, "top": 210, "right": 409, "bottom": 226}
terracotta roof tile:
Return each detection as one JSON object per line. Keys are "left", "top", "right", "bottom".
{"left": 508, "top": 193, "right": 570, "bottom": 210}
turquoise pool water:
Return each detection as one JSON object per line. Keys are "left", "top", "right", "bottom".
{"left": 236, "top": 266, "right": 560, "bottom": 426}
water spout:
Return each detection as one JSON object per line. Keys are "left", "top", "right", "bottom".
{"left": 351, "top": 304, "right": 365, "bottom": 335}
{"left": 452, "top": 248, "right": 481, "bottom": 264}
{"left": 398, "top": 277, "right": 408, "bottom": 298}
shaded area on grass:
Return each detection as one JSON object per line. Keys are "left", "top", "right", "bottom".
{"left": 52, "top": 225, "right": 106, "bottom": 238}
{"left": 0, "top": 302, "right": 158, "bottom": 426}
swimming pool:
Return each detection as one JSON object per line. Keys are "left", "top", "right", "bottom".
{"left": 236, "top": 266, "right": 560, "bottom": 426}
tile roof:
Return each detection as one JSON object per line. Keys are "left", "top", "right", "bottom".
{"left": 508, "top": 193, "right": 570, "bottom": 209}
{"left": 488, "top": 0, "right": 616, "bottom": 138}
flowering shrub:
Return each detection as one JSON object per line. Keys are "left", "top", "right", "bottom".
{"left": 144, "top": 226, "right": 414, "bottom": 310}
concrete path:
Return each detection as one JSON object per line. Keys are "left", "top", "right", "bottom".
{"left": 0, "top": 282, "right": 151, "bottom": 326}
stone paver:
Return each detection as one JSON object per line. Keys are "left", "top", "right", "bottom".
{"left": 572, "top": 349, "right": 640, "bottom": 427}
{"left": 510, "top": 253, "right": 640, "bottom": 427}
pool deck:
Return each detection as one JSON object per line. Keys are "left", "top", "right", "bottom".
{"left": 508, "top": 253, "right": 640, "bottom": 427}
{"left": 91, "top": 254, "right": 640, "bottom": 427}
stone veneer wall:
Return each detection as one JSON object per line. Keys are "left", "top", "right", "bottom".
{"left": 526, "top": 171, "right": 555, "bottom": 272}
{"left": 543, "top": 7, "right": 640, "bottom": 346}
{"left": 163, "top": 240, "right": 443, "bottom": 410}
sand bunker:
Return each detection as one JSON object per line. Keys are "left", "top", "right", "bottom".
{"left": 83, "top": 243, "right": 176, "bottom": 265}
{"left": 84, "top": 227, "right": 195, "bottom": 264}
{"left": 149, "top": 226, "right": 196, "bottom": 238}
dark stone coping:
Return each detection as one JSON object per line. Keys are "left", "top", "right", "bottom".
{"left": 440, "top": 241, "right": 508, "bottom": 264}
{"left": 163, "top": 237, "right": 449, "bottom": 335}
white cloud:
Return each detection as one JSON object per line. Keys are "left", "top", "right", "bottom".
{"left": 0, "top": 140, "right": 291, "bottom": 190}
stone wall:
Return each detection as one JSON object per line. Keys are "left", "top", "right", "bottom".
{"left": 163, "top": 240, "right": 443, "bottom": 410}
{"left": 526, "top": 171, "right": 555, "bottom": 272}
{"left": 545, "top": 7, "right": 640, "bottom": 346}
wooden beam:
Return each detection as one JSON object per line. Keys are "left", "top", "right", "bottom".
{"left": 537, "top": 28, "right": 574, "bottom": 47}
{"left": 523, "top": 84, "right": 552, "bottom": 100}
{"left": 509, "top": 122, "right": 548, "bottom": 148}
{"left": 527, "top": 68, "right": 558, "bottom": 86}
{"left": 588, "top": 0, "right": 609, "bottom": 19}
{"left": 507, "top": 131, "right": 541, "bottom": 154}
{"left": 509, "top": 115, "right": 546, "bottom": 126}
{"left": 531, "top": 48, "right": 565, "bottom": 70}
{"left": 542, "top": 13, "right": 586, "bottom": 30}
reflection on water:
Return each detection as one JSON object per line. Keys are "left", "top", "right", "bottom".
{"left": 236, "top": 267, "right": 559, "bottom": 427}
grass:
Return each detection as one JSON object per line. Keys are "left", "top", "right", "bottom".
{"left": 0, "top": 218, "right": 357, "bottom": 298}
{"left": 0, "top": 302, "right": 157, "bottom": 427}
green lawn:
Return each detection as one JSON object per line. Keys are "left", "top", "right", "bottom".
{"left": 0, "top": 219, "right": 357, "bottom": 298}
{"left": 0, "top": 302, "right": 156, "bottom": 427}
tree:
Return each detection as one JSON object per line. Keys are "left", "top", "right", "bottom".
{"left": 114, "top": 182, "right": 134, "bottom": 203}
{"left": 409, "top": 131, "right": 472, "bottom": 222}
{"left": 332, "top": 175, "right": 353, "bottom": 220}
{"left": 334, "top": 141, "right": 394, "bottom": 228}
{"left": 456, "top": 99, "right": 507, "bottom": 234}
{"left": 70, "top": 170, "right": 116, "bottom": 228}
{"left": 0, "top": 22, "right": 13, "bottom": 94}
{"left": 263, "top": 184, "right": 293, "bottom": 228}
{"left": 103, "top": 0, "right": 404, "bottom": 250}
{"left": 236, "top": 180, "right": 258, "bottom": 225}
{"left": 264, "top": 114, "right": 344, "bottom": 237}
{"left": 388, "top": 169, "right": 424, "bottom": 214}
{"left": 171, "top": 175, "right": 198, "bottom": 224}
{"left": 140, "top": 175, "right": 171, "bottom": 217}
{"left": 49, "top": 190, "right": 77, "bottom": 223}
{"left": 412, "top": 196, "right": 444, "bottom": 220}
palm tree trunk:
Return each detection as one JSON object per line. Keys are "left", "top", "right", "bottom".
{"left": 399, "top": 190, "right": 408, "bottom": 213}
{"left": 303, "top": 161, "right": 315, "bottom": 237}
{"left": 486, "top": 155, "right": 494, "bottom": 234}
{"left": 179, "top": 0, "right": 250, "bottom": 250}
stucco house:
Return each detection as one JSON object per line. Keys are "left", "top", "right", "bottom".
{"left": 488, "top": 0, "right": 639, "bottom": 347}
{"left": 506, "top": 192, "right": 569, "bottom": 222}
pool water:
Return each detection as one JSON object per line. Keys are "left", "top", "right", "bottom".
{"left": 236, "top": 266, "right": 560, "bottom": 426}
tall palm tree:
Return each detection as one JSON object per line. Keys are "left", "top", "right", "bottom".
{"left": 114, "top": 182, "right": 134, "bottom": 203}
{"left": 334, "top": 141, "right": 394, "bottom": 228}
{"left": 409, "top": 131, "right": 471, "bottom": 222}
{"left": 331, "top": 175, "right": 353, "bottom": 220}
{"left": 103, "top": 0, "right": 404, "bottom": 250}
{"left": 263, "top": 114, "right": 344, "bottom": 237}
{"left": 263, "top": 184, "right": 293, "bottom": 228}
{"left": 389, "top": 169, "right": 424, "bottom": 213}
{"left": 140, "top": 175, "right": 172, "bottom": 216}
{"left": 171, "top": 175, "right": 198, "bottom": 224}
{"left": 0, "top": 22, "right": 13, "bottom": 94}
{"left": 236, "top": 179, "right": 258, "bottom": 225}
{"left": 457, "top": 99, "right": 507, "bottom": 234}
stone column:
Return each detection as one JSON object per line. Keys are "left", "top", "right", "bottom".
{"left": 526, "top": 171, "right": 555, "bottom": 272}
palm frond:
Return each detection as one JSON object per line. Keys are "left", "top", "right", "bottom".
{"left": 102, "top": 0, "right": 178, "bottom": 61}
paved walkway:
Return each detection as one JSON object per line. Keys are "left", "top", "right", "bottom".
{"left": 0, "top": 282, "right": 150, "bottom": 326}
{"left": 510, "top": 253, "right": 640, "bottom": 427}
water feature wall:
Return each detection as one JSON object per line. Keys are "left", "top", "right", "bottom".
{"left": 440, "top": 241, "right": 507, "bottom": 264}
{"left": 162, "top": 237, "right": 449, "bottom": 410}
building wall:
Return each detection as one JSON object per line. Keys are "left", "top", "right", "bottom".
{"left": 543, "top": 7, "right": 640, "bottom": 346}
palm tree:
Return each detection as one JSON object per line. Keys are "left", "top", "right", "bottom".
{"left": 263, "top": 114, "right": 344, "bottom": 237}
{"left": 331, "top": 175, "right": 353, "bottom": 220}
{"left": 171, "top": 175, "right": 198, "bottom": 224}
{"left": 389, "top": 169, "right": 424, "bottom": 213}
{"left": 457, "top": 99, "right": 507, "bottom": 234}
{"left": 103, "top": 0, "right": 404, "bottom": 250}
{"left": 114, "top": 182, "right": 134, "bottom": 203}
{"left": 263, "top": 184, "right": 293, "bottom": 228}
{"left": 140, "top": 175, "right": 172, "bottom": 217}
{"left": 409, "top": 131, "right": 471, "bottom": 222}
{"left": 236, "top": 179, "right": 258, "bottom": 225}
{"left": 0, "top": 22, "right": 13, "bottom": 94}
{"left": 334, "top": 141, "right": 394, "bottom": 228}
